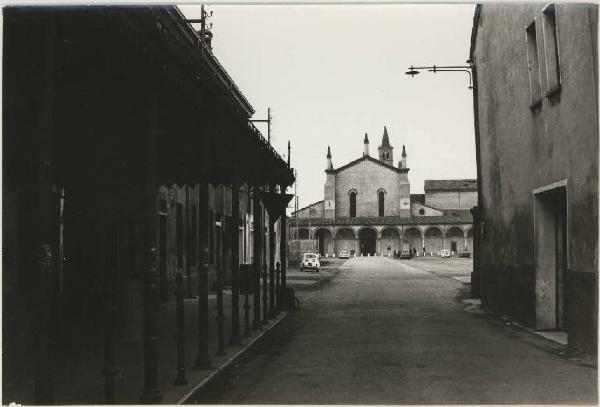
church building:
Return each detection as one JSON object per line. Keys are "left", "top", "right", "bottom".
{"left": 290, "top": 127, "right": 476, "bottom": 258}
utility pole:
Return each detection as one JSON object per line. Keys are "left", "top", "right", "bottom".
{"left": 249, "top": 107, "right": 272, "bottom": 144}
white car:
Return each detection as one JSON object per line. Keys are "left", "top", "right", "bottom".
{"left": 339, "top": 250, "right": 349, "bottom": 259}
{"left": 300, "top": 253, "right": 320, "bottom": 272}
{"left": 440, "top": 249, "right": 452, "bottom": 258}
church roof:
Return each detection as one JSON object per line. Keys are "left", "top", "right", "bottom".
{"left": 292, "top": 211, "right": 472, "bottom": 227}
{"left": 326, "top": 154, "right": 408, "bottom": 174}
{"left": 381, "top": 126, "right": 391, "bottom": 147}
{"left": 424, "top": 179, "right": 477, "bottom": 192}
{"left": 364, "top": 133, "right": 369, "bottom": 143}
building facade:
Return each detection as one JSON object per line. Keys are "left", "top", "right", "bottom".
{"left": 290, "top": 127, "right": 477, "bottom": 260}
{"left": 470, "top": 4, "right": 598, "bottom": 353}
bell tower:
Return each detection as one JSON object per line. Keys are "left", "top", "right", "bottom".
{"left": 378, "top": 126, "right": 394, "bottom": 166}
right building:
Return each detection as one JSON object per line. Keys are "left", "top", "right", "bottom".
{"left": 470, "top": 4, "right": 598, "bottom": 354}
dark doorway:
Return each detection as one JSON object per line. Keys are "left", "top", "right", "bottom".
{"left": 451, "top": 241, "right": 457, "bottom": 252}
{"left": 359, "top": 228, "right": 377, "bottom": 256}
{"left": 158, "top": 201, "right": 168, "bottom": 301}
{"left": 534, "top": 185, "right": 567, "bottom": 330}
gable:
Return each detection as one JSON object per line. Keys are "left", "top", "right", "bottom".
{"left": 333, "top": 155, "right": 401, "bottom": 176}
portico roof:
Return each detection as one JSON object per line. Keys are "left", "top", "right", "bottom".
{"left": 291, "top": 211, "right": 472, "bottom": 227}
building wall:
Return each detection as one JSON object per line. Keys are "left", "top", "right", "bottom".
{"left": 425, "top": 190, "right": 477, "bottom": 210}
{"left": 335, "top": 160, "right": 401, "bottom": 217}
{"left": 410, "top": 203, "right": 444, "bottom": 216}
{"left": 474, "top": 4, "right": 598, "bottom": 353}
{"left": 294, "top": 201, "right": 324, "bottom": 218}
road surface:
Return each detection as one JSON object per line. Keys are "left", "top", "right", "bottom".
{"left": 191, "top": 257, "right": 597, "bottom": 404}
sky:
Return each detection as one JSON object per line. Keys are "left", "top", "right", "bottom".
{"left": 180, "top": 4, "right": 477, "bottom": 212}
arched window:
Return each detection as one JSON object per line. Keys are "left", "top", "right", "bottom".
{"left": 378, "top": 190, "right": 385, "bottom": 216}
{"left": 349, "top": 191, "right": 357, "bottom": 217}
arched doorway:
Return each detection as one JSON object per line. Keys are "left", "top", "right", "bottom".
{"left": 315, "top": 228, "right": 333, "bottom": 257}
{"left": 424, "top": 227, "right": 443, "bottom": 254}
{"left": 359, "top": 228, "right": 377, "bottom": 256}
{"left": 445, "top": 226, "right": 465, "bottom": 253}
{"left": 404, "top": 227, "right": 422, "bottom": 254}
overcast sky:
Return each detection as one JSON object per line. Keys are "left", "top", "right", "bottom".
{"left": 181, "top": 4, "right": 477, "bottom": 211}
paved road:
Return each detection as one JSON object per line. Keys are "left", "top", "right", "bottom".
{"left": 191, "top": 257, "right": 597, "bottom": 404}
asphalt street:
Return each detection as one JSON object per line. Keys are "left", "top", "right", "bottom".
{"left": 191, "top": 257, "right": 597, "bottom": 404}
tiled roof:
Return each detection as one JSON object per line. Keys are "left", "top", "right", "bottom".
{"left": 291, "top": 212, "right": 472, "bottom": 227}
{"left": 424, "top": 179, "right": 477, "bottom": 191}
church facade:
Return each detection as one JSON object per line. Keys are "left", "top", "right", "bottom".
{"left": 290, "top": 127, "right": 476, "bottom": 258}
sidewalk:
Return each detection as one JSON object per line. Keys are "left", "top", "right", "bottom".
{"left": 3, "top": 288, "right": 286, "bottom": 405}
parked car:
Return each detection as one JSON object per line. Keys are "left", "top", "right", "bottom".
{"left": 339, "top": 250, "right": 349, "bottom": 259}
{"left": 440, "top": 249, "right": 452, "bottom": 258}
{"left": 300, "top": 252, "right": 320, "bottom": 272}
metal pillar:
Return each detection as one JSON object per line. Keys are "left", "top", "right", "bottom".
{"left": 268, "top": 216, "right": 277, "bottom": 318}
{"left": 280, "top": 189, "right": 288, "bottom": 290}
{"left": 139, "top": 92, "right": 162, "bottom": 403}
{"left": 215, "top": 211, "right": 226, "bottom": 357}
{"left": 229, "top": 169, "right": 241, "bottom": 346}
{"left": 194, "top": 180, "right": 211, "bottom": 369}
{"left": 252, "top": 189, "right": 263, "bottom": 330}
{"left": 174, "top": 272, "right": 188, "bottom": 385}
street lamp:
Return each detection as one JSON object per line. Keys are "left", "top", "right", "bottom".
{"left": 405, "top": 62, "right": 474, "bottom": 90}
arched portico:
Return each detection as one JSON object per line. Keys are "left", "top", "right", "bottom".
{"left": 297, "top": 228, "right": 310, "bottom": 240}
{"left": 380, "top": 227, "right": 401, "bottom": 256}
{"left": 424, "top": 226, "right": 443, "bottom": 254}
{"left": 445, "top": 226, "right": 465, "bottom": 253}
{"left": 315, "top": 228, "right": 333, "bottom": 257}
{"left": 335, "top": 227, "right": 357, "bottom": 256}
{"left": 466, "top": 227, "right": 473, "bottom": 252}
{"left": 404, "top": 227, "right": 423, "bottom": 254}
{"left": 358, "top": 227, "right": 377, "bottom": 256}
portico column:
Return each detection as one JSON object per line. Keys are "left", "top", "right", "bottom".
{"left": 268, "top": 205, "right": 276, "bottom": 318}
{"left": 251, "top": 188, "right": 262, "bottom": 329}
{"left": 139, "top": 90, "right": 162, "bottom": 403}
{"left": 280, "top": 187, "right": 288, "bottom": 290}
{"left": 464, "top": 228, "right": 468, "bottom": 249}
{"left": 229, "top": 162, "right": 241, "bottom": 346}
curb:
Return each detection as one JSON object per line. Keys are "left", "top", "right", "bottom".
{"left": 175, "top": 312, "right": 289, "bottom": 404}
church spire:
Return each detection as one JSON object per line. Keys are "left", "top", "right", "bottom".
{"left": 381, "top": 126, "right": 391, "bottom": 147}
{"left": 401, "top": 144, "right": 407, "bottom": 168}
{"left": 363, "top": 133, "right": 369, "bottom": 156}
{"left": 326, "top": 146, "right": 333, "bottom": 170}
{"left": 378, "top": 126, "right": 393, "bottom": 165}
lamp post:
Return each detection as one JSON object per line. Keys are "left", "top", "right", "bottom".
{"left": 405, "top": 62, "right": 474, "bottom": 90}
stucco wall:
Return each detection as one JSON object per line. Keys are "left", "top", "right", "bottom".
{"left": 474, "top": 4, "right": 598, "bottom": 353}
{"left": 294, "top": 201, "right": 324, "bottom": 218}
{"left": 425, "top": 190, "right": 477, "bottom": 210}
{"left": 410, "top": 203, "right": 444, "bottom": 216}
{"left": 334, "top": 160, "right": 402, "bottom": 217}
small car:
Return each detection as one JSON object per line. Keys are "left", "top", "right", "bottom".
{"left": 440, "top": 249, "right": 452, "bottom": 258}
{"left": 339, "top": 250, "right": 349, "bottom": 259}
{"left": 300, "top": 252, "right": 320, "bottom": 272}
